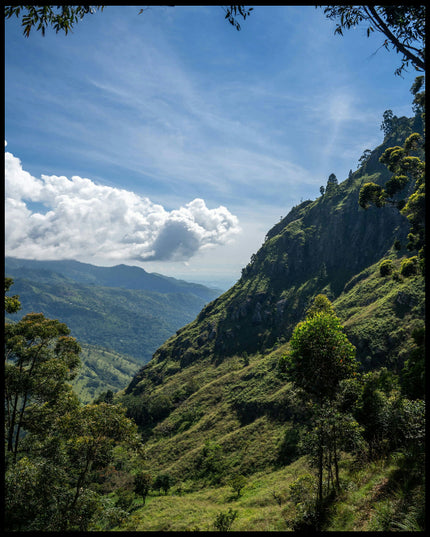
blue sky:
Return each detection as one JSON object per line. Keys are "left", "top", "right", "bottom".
{"left": 5, "top": 6, "right": 419, "bottom": 289}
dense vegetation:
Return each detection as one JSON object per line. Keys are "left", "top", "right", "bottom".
{"left": 5, "top": 99, "right": 424, "bottom": 530}
{"left": 5, "top": 258, "right": 220, "bottom": 364}
{"left": 4, "top": 5, "right": 425, "bottom": 532}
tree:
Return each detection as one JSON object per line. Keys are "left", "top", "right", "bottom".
{"left": 359, "top": 132, "right": 425, "bottom": 264}
{"left": 152, "top": 473, "right": 173, "bottom": 495}
{"left": 400, "top": 325, "right": 425, "bottom": 400}
{"left": 320, "top": 185, "right": 325, "bottom": 196}
{"left": 5, "top": 312, "right": 81, "bottom": 460}
{"left": 5, "top": 397, "right": 140, "bottom": 531}
{"left": 227, "top": 472, "right": 247, "bottom": 498}
{"left": 279, "top": 296, "right": 360, "bottom": 507}
{"left": 300, "top": 404, "right": 363, "bottom": 504}
{"left": 134, "top": 471, "right": 152, "bottom": 505}
{"left": 357, "top": 149, "right": 372, "bottom": 169}
{"left": 322, "top": 6, "right": 425, "bottom": 76}
{"left": 280, "top": 297, "right": 358, "bottom": 402}
{"left": 5, "top": 277, "right": 21, "bottom": 314}
{"left": 55, "top": 402, "right": 140, "bottom": 528}
{"left": 325, "top": 173, "right": 338, "bottom": 193}
{"left": 4, "top": 283, "right": 141, "bottom": 531}
{"left": 381, "top": 109, "right": 395, "bottom": 137}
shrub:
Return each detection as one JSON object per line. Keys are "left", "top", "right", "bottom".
{"left": 227, "top": 473, "right": 247, "bottom": 498}
{"left": 152, "top": 473, "right": 173, "bottom": 495}
{"left": 213, "top": 508, "right": 237, "bottom": 531}
{"left": 400, "top": 256, "right": 418, "bottom": 277}
{"left": 115, "top": 488, "right": 135, "bottom": 511}
{"left": 287, "top": 474, "right": 321, "bottom": 531}
{"left": 379, "top": 259, "right": 393, "bottom": 277}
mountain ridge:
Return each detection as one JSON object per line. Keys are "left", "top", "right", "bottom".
{"left": 119, "top": 112, "right": 424, "bottom": 488}
{"left": 4, "top": 259, "right": 222, "bottom": 366}
{"left": 5, "top": 257, "right": 222, "bottom": 298}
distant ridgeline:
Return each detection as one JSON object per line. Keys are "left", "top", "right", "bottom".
{"left": 4, "top": 258, "right": 221, "bottom": 365}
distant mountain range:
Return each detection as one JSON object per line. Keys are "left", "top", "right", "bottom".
{"left": 5, "top": 257, "right": 222, "bottom": 367}
{"left": 5, "top": 257, "right": 222, "bottom": 298}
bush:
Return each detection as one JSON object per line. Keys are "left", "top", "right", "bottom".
{"left": 400, "top": 256, "right": 418, "bottom": 277}
{"left": 115, "top": 488, "right": 135, "bottom": 511}
{"left": 379, "top": 259, "right": 393, "bottom": 277}
{"left": 287, "top": 474, "right": 321, "bottom": 531}
{"left": 227, "top": 473, "right": 247, "bottom": 498}
{"left": 213, "top": 508, "right": 237, "bottom": 531}
{"left": 152, "top": 473, "right": 173, "bottom": 495}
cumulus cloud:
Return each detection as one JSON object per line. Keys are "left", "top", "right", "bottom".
{"left": 5, "top": 149, "right": 240, "bottom": 263}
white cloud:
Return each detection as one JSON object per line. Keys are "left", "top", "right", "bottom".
{"left": 5, "top": 149, "right": 241, "bottom": 263}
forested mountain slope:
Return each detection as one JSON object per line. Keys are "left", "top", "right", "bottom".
{"left": 126, "top": 114, "right": 422, "bottom": 382}
{"left": 5, "top": 259, "right": 221, "bottom": 365}
{"left": 5, "top": 257, "right": 221, "bottom": 299}
{"left": 116, "top": 113, "right": 424, "bottom": 530}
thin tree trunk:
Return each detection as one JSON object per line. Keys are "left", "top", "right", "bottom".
{"left": 333, "top": 423, "right": 340, "bottom": 490}
{"left": 318, "top": 445, "right": 323, "bottom": 503}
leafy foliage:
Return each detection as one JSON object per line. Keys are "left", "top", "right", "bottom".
{"left": 5, "top": 312, "right": 81, "bottom": 459}
{"left": 280, "top": 296, "right": 358, "bottom": 403}
{"left": 4, "top": 277, "right": 21, "bottom": 314}
{"left": 222, "top": 6, "right": 253, "bottom": 31}
{"left": 322, "top": 6, "right": 425, "bottom": 76}
{"left": 213, "top": 507, "right": 238, "bottom": 531}
{"left": 4, "top": 282, "right": 142, "bottom": 531}
{"left": 379, "top": 259, "right": 393, "bottom": 276}
{"left": 4, "top": 5, "right": 104, "bottom": 37}
{"left": 359, "top": 121, "right": 425, "bottom": 268}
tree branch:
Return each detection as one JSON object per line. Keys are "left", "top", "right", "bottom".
{"left": 365, "top": 6, "right": 425, "bottom": 70}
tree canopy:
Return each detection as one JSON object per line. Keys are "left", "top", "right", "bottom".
{"left": 322, "top": 6, "right": 425, "bottom": 76}
{"left": 280, "top": 295, "right": 358, "bottom": 403}
{"left": 5, "top": 5, "right": 253, "bottom": 37}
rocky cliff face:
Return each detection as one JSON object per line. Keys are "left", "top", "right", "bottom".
{"left": 125, "top": 115, "right": 420, "bottom": 391}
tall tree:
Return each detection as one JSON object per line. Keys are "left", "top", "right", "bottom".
{"left": 280, "top": 296, "right": 357, "bottom": 403}
{"left": 5, "top": 312, "right": 81, "bottom": 460}
{"left": 325, "top": 173, "right": 338, "bottom": 194}
{"left": 279, "top": 296, "right": 360, "bottom": 507}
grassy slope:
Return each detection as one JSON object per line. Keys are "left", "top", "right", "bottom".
{"left": 71, "top": 343, "right": 140, "bottom": 403}
{"left": 114, "top": 457, "right": 407, "bottom": 531}
{"left": 6, "top": 276, "right": 216, "bottom": 364}
{"left": 113, "top": 258, "right": 424, "bottom": 530}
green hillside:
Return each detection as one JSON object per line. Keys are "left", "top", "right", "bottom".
{"left": 112, "top": 113, "right": 425, "bottom": 531}
{"left": 120, "top": 258, "right": 424, "bottom": 475}
{"left": 4, "top": 269, "right": 220, "bottom": 364}
{"left": 5, "top": 257, "right": 221, "bottom": 299}
{"left": 71, "top": 343, "right": 140, "bottom": 403}
{"left": 4, "top": 112, "right": 424, "bottom": 532}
